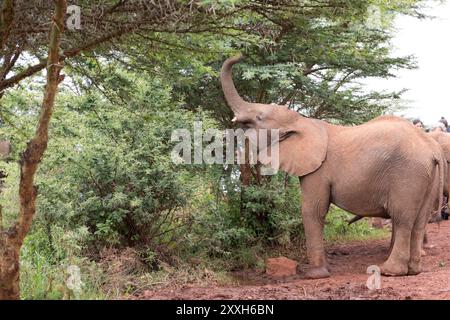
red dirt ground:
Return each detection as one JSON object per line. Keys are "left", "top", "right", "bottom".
{"left": 139, "top": 221, "right": 450, "bottom": 300}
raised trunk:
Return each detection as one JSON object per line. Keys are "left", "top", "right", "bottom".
{"left": 220, "top": 54, "right": 250, "bottom": 113}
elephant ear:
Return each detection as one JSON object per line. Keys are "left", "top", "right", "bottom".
{"left": 259, "top": 118, "right": 328, "bottom": 177}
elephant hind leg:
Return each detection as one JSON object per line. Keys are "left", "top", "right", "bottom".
{"left": 409, "top": 169, "right": 440, "bottom": 274}
{"left": 381, "top": 174, "right": 431, "bottom": 276}
{"left": 381, "top": 222, "right": 412, "bottom": 276}
{"left": 381, "top": 207, "right": 416, "bottom": 276}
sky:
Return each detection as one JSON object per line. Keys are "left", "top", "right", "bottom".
{"left": 365, "top": 0, "right": 450, "bottom": 126}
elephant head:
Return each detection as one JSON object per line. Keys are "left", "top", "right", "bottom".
{"left": 220, "top": 55, "right": 328, "bottom": 176}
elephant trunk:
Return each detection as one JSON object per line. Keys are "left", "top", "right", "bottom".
{"left": 220, "top": 54, "right": 251, "bottom": 114}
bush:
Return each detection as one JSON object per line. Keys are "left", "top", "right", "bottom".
{"left": 35, "top": 72, "right": 203, "bottom": 252}
{"left": 241, "top": 175, "right": 302, "bottom": 244}
{"left": 183, "top": 171, "right": 303, "bottom": 269}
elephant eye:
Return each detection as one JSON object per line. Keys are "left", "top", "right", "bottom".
{"left": 256, "top": 114, "right": 263, "bottom": 121}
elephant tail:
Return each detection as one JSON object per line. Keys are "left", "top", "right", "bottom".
{"left": 433, "top": 153, "right": 445, "bottom": 217}
{"left": 347, "top": 215, "right": 363, "bottom": 225}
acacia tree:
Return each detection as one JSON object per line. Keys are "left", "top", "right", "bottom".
{"left": 0, "top": 0, "right": 67, "bottom": 300}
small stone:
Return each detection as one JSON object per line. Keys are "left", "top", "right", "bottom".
{"left": 266, "top": 257, "right": 298, "bottom": 277}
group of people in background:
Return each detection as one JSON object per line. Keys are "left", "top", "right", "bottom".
{"left": 413, "top": 116, "right": 450, "bottom": 133}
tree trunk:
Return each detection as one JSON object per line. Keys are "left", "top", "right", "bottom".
{"left": 239, "top": 139, "right": 251, "bottom": 214}
{"left": 240, "top": 137, "right": 252, "bottom": 187}
{"left": 0, "top": 234, "right": 20, "bottom": 300}
{"left": 0, "top": 0, "right": 14, "bottom": 51}
{"left": 0, "top": 0, "right": 66, "bottom": 300}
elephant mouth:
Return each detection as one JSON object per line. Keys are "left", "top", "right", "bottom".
{"left": 279, "top": 130, "right": 296, "bottom": 142}
{"left": 240, "top": 123, "right": 252, "bottom": 131}
{"left": 237, "top": 119, "right": 255, "bottom": 130}
{"left": 257, "top": 130, "right": 296, "bottom": 155}
{"left": 241, "top": 128, "right": 296, "bottom": 144}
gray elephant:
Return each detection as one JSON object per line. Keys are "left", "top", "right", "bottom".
{"left": 220, "top": 55, "right": 446, "bottom": 278}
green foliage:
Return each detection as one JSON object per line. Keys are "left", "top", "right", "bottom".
{"left": 35, "top": 70, "right": 201, "bottom": 249}
{"left": 241, "top": 176, "right": 302, "bottom": 243}
{"left": 183, "top": 172, "right": 303, "bottom": 269}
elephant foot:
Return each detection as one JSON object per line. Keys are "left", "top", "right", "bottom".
{"left": 381, "top": 261, "right": 408, "bottom": 277}
{"left": 304, "top": 266, "right": 330, "bottom": 279}
{"left": 423, "top": 243, "right": 435, "bottom": 249}
{"left": 407, "top": 262, "right": 422, "bottom": 276}
{"left": 421, "top": 249, "right": 427, "bottom": 257}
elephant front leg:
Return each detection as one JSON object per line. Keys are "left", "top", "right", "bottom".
{"left": 302, "top": 201, "right": 330, "bottom": 279}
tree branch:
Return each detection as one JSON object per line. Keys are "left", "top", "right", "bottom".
{"left": 1, "top": 42, "right": 22, "bottom": 80}
{"left": 0, "top": 26, "right": 134, "bottom": 94}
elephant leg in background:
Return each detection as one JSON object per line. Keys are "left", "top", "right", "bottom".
{"left": 422, "top": 229, "right": 434, "bottom": 253}
{"left": 420, "top": 230, "right": 429, "bottom": 256}
{"left": 409, "top": 213, "right": 429, "bottom": 274}
{"left": 300, "top": 176, "right": 331, "bottom": 279}
{"left": 422, "top": 231, "right": 433, "bottom": 248}
{"left": 388, "top": 223, "right": 396, "bottom": 257}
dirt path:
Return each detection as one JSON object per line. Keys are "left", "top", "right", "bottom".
{"left": 139, "top": 221, "right": 450, "bottom": 300}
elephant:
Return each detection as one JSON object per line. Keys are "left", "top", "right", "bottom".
{"left": 220, "top": 54, "right": 446, "bottom": 279}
